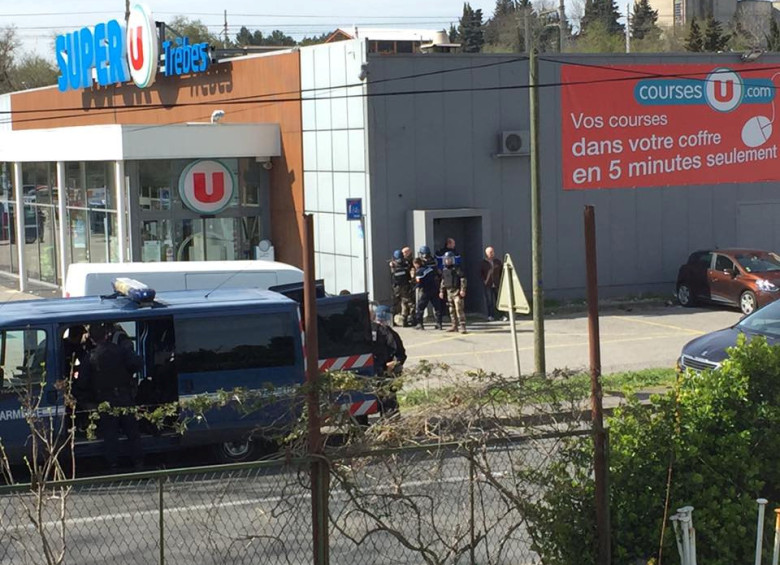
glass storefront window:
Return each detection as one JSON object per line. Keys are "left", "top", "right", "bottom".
{"left": 21, "top": 162, "right": 58, "bottom": 284}
{"left": 134, "top": 158, "right": 268, "bottom": 263}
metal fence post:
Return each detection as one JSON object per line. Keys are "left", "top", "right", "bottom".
{"left": 303, "top": 213, "right": 329, "bottom": 565}
{"left": 158, "top": 476, "right": 165, "bottom": 565}
{"left": 469, "top": 443, "right": 476, "bottom": 565}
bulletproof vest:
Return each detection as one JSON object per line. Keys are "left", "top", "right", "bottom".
{"left": 391, "top": 259, "right": 411, "bottom": 287}
{"left": 441, "top": 266, "right": 461, "bottom": 289}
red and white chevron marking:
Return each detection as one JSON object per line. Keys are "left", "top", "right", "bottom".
{"left": 318, "top": 354, "right": 373, "bottom": 372}
{"left": 346, "top": 399, "right": 378, "bottom": 416}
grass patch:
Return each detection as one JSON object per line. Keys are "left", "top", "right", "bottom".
{"left": 398, "top": 367, "right": 677, "bottom": 409}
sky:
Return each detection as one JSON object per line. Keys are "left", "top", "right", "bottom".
{"left": 1, "top": 0, "right": 503, "bottom": 61}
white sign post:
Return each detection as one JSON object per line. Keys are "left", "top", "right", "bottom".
{"left": 497, "top": 253, "right": 530, "bottom": 378}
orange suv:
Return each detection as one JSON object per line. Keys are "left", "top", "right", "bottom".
{"left": 676, "top": 249, "right": 780, "bottom": 315}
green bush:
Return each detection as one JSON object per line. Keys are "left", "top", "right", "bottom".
{"left": 528, "top": 335, "right": 780, "bottom": 565}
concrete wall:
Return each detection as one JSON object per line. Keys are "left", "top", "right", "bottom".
{"left": 366, "top": 52, "right": 780, "bottom": 305}
{"left": 301, "top": 39, "right": 371, "bottom": 295}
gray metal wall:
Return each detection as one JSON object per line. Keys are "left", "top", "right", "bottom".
{"left": 366, "top": 52, "right": 780, "bottom": 305}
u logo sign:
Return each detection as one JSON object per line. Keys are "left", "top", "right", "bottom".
{"left": 192, "top": 172, "right": 225, "bottom": 203}
{"left": 128, "top": 26, "right": 144, "bottom": 71}
{"left": 705, "top": 68, "right": 743, "bottom": 113}
{"left": 179, "top": 160, "right": 235, "bottom": 215}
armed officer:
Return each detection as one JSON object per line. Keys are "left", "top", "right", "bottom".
{"left": 371, "top": 305, "right": 407, "bottom": 415}
{"left": 389, "top": 249, "right": 414, "bottom": 327}
{"left": 83, "top": 322, "right": 144, "bottom": 471}
{"left": 440, "top": 251, "right": 468, "bottom": 334}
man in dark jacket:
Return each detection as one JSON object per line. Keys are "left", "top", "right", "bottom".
{"left": 480, "top": 246, "right": 503, "bottom": 321}
{"left": 83, "top": 322, "right": 144, "bottom": 470}
{"left": 372, "top": 305, "right": 407, "bottom": 415}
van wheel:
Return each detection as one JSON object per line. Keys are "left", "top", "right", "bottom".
{"left": 214, "top": 438, "right": 258, "bottom": 463}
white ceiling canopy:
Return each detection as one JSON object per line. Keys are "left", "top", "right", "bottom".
{"left": 0, "top": 123, "right": 281, "bottom": 162}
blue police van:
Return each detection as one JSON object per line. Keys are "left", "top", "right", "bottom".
{"left": 0, "top": 281, "right": 376, "bottom": 467}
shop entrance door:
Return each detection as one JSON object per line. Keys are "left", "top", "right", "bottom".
{"left": 131, "top": 159, "right": 266, "bottom": 263}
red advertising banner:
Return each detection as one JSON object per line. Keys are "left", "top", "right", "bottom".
{"left": 561, "top": 63, "right": 780, "bottom": 190}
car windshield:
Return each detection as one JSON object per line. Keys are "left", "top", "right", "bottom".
{"left": 735, "top": 252, "right": 780, "bottom": 273}
{"left": 737, "top": 301, "right": 780, "bottom": 337}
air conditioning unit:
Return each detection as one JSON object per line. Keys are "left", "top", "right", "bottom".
{"left": 497, "top": 130, "right": 530, "bottom": 157}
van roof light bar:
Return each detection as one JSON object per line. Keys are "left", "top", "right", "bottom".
{"left": 112, "top": 277, "right": 156, "bottom": 305}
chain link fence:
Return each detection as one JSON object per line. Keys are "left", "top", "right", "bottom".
{"left": 0, "top": 431, "right": 592, "bottom": 565}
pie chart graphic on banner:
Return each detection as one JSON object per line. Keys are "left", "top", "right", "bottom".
{"left": 742, "top": 115, "right": 773, "bottom": 148}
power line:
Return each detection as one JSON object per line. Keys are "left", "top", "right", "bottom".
{"left": 4, "top": 57, "right": 780, "bottom": 127}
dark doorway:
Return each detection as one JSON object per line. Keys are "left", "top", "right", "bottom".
{"left": 433, "top": 216, "right": 484, "bottom": 312}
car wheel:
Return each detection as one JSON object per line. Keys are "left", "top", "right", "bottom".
{"left": 677, "top": 284, "right": 695, "bottom": 307}
{"left": 740, "top": 290, "right": 757, "bottom": 316}
{"left": 214, "top": 438, "right": 258, "bottom": 463}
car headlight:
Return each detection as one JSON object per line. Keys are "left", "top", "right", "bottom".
{"left": 757, "top": 279, "right": 778, "bottom": 292}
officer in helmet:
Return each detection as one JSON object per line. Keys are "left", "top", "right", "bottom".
{"left": 371, "top": 304, "right": 406, "bottom": 416}
{"left": 389, "top": 249, "right": 413, "bottom": 327}
{"left": 418, "top": 245, "right": 442, "bottom": 323}
{"left": 439, "top": 250, "right": 468, "bottom": 333}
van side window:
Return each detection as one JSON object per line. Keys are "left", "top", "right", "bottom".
{"left": 0, "top": 329, "right": 47, "bottom": 391}
{"left": 175, "top": 314, "right": 296, "bottom": 373}
{"left": 318, "top": 296, "right": 373, "bottom": 359}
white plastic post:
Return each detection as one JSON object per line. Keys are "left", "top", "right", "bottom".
{"left": 757, "top": 498, "right": 769, "bottom": 565}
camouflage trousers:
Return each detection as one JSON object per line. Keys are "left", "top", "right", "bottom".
{"left": 445, "top": 288, "right": 466, "bottom": 328}
{"left": 392, "top": 285, "right": 414, "bottom": 326}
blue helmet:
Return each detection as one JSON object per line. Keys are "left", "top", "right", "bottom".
{"left": 392, "top": 249, "right": 402, "bottom": 260}
{"left": 419, "top": 245, "right": 430, "bottom": 256}
{"left": 443, "top": 251, "right": 456, "bottom": 266}
{"left": 374, "top": 305, "right": 392, "bottom": 324}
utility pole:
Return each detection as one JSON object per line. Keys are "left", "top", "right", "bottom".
{"left": 625, "top": 3, "right": 631, "bottom": 53}
{"left": 559, "top": 0, "right": 567, "bottom": 51}
{"left": 223, "top": 10, "right": 229, "bottom": 45}
{"left": 523, "top": 6, "right": 531, "bottom": 53}
{"left": 529, "top": 47, "right": 546, "bottom": 376}
{"left": 125, "top": 0, "right": 130, "bottom": 23}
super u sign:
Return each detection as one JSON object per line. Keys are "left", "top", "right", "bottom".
{"left": 178, "top": 160, "right": 236, "bottom": 215}
{"left": 55, "top": 2, "right": 210, "bottom": 92}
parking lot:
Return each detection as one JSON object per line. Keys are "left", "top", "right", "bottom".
{"left": 0, "top": 274, "right": 743, "bottom": 377}
{"left": 396, "top": 304, "right": 742, "bottom": 377}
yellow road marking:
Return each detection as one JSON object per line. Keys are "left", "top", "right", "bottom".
{"left": 407, "top": 333, "right": 687, "bottom": 361}
{"left": 616, "top": 316, "right": 705, "bottom": 336}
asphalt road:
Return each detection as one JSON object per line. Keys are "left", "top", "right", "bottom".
{"left": 396, "top": 304, "right": 742, "bottom": 377}
{"left": 0, "top": 441, "right": 550, "bottom": 565}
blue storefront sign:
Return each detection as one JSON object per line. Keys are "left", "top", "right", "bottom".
{"left": 55, "top": 3, "right": 211, "bottom": 93}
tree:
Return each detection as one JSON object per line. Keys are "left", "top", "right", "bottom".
{"left": 448, "top": 23, "right": 459, "bottom": 43}
{"left": 631, "top": 0, "right": 660, "bottom": 41}
{"left": 766, "top": 18, "right": 780, "bottom": 51}
{"left": 684, "top": 17, "right": 703, "bottom": 52}
{"left": 265, "top": 30, "right": 296, "bottom": 46}
{"left": 0, "top": 26, "right": 17, "bottom": 94}
{"left": 574, "top": 19, "right": 626, "bottom": 52}
{"left": 703, "top": 15, "right": 729, "bottom": 52}
{"left": 299, "top": 31, "right": 332, "bottom": 47}
{"left": 580, "top": 0, "right": 624, "bottom": 36}
{"left": 166, "top": 16, "right": 225, "bottom": 48}
{"left": 11, "top": 55, "right": 57, "bottom": 90}
{"left": 457, "top": 3, "right": 485, "bottom": 53}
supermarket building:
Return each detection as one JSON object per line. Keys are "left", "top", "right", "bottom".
{"left": 3, "top": 9, "right": 780, "bottom": 310}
